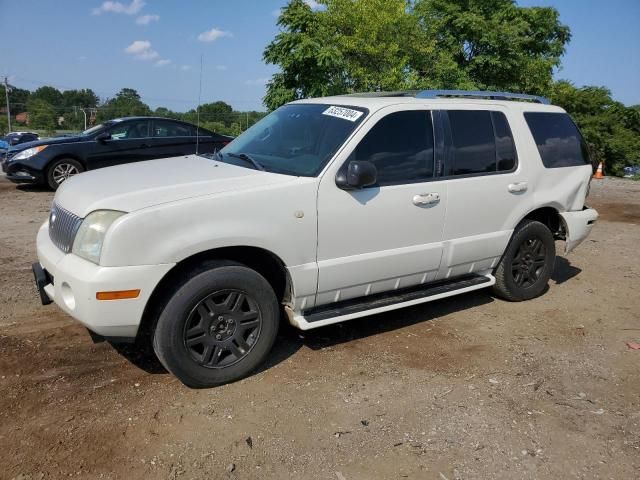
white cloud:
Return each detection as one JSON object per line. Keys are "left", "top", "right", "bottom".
{"left": 78, "top": 55, "right": 88, "bottom": 61}
{"left": 180, "top": 65, "right": 191, "bottom": 71}
{"left": 155, "top": 59, "right": 171, "bottom": 67}
{"left": 197, "top": 27, "right": 232, "bottom": 43}
{"left": 92, "top": 0, "right": 145, "bottom": 15}
{"left": 245, "top": 77, "right": 269, "bottom": 86}
{"left": 124, "top": 40, "right": 159, "bottom": 60}
{"left": 271, "top": 8, "right": 282, "bottom": 17}
{"left": 215, "top": 65, "right": 228, "bottom": 71}
{"left": 136, "top": 14, "right": 159, "bottom": 25}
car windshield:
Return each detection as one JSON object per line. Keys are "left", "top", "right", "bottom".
{"left": 81, "top": 123, "right": 110, "bottom": 136}
{"left": 205, "top": 103, "right": 367, "bottom": 176}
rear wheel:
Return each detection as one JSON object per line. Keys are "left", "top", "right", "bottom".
{"left": 46, "top": 158, "right": 84, "bottom": 190}
{"left": 492, "top": 220, "right": 555, "bottom": 301}
{"left": 152, "top": 261, "right": 279, "bottom": 388}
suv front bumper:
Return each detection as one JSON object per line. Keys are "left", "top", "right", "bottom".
{"left": 35, "top": 222, "right": 174, "bottom": 338}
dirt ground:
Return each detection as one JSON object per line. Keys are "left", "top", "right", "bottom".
{"left": 0, "top": 175, "right": 638, "bottom": 480}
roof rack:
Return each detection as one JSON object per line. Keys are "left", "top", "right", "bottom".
{"left": 416, "top": 89, "right": 550, "bottom": 104}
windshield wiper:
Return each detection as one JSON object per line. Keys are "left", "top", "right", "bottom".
{"left": 224, "top": 152, "right": 265, "bottom": 171}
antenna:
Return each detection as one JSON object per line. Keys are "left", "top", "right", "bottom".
{"left": 195, "top": 54, "right": 203, "bottom": 154}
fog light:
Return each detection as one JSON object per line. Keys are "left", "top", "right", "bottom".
{"left": 61, "top": 282, "right": 76, "bottom": 310}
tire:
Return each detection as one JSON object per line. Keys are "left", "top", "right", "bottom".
{"left": 152, "top": 261, "right": 279, "bottom": 388}
{"left": 46, "top": 158, "right": 84, "bottom": 190}
{"left": 492, "top": 220, "right": 556, "bottom": 302}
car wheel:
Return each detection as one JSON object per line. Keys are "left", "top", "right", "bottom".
{"left": 492, "top": 220, "right": 556, "bottom": 301}
{"left": 46, "top": 158, "right": 84, "bottom": 190}
{"left": 152, "top": 261, "right": 279, "bottom": 388}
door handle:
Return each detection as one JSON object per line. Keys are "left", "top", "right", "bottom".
{"left": 140, "top": 143, "right": 150, "bottom": 148}
{"left": 412, "top": 193, "right": 440, "bottom": 206}
{"left": 508, "top": 182, "right": 528, "bottom": 193}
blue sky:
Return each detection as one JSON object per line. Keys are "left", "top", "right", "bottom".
{"left": 1, "top": 0, "right": 638, "bottom": 111}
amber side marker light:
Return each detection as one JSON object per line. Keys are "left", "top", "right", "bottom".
{"left": 96, "top": 289, "right": 141, "bottom": 301}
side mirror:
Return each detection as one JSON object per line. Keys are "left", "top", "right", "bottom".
{"left": 95, "top": 132, "right": 111, "bottom": 142}
{"left": 336, "top": 160, "right": 377, "bottom": 190}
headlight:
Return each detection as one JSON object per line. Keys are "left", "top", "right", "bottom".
{"left": 72, "top": 210, "right": 126, "bottom": 264}
{"left": 11, "top": 145, "right": 48, "bottom": 161}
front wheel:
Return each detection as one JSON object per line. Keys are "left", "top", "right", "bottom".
{"left": 46, "top": 158, "right": 84, "bottom": 190}
{"left": 152, "top": 261, "right": 279, "bottom": 388}
{"left": 492, "top": 220, "right": 556, "bottom": 301}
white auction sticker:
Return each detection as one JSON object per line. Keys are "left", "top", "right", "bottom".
{"left": 322, "top": 106, "right": 364, "bottom": 122}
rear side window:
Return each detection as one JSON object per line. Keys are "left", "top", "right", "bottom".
{"left": 445, "top": 110, "right": 516, "bottom": 176}
{"left": 524, "top": 112, "right": 590, "bottom": 168}
{"left": 352, "top": 110, "right": 434, "bottom": 186}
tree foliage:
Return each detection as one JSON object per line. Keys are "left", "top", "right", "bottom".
{"left": 97, "top": 88, "right": 152, "bottom": 121}
{"left": 26, "top": 98, "right": 57, "bottom": 130}
{"left": 264, "top": 0, "right": 571, "bottom": 109}
{"left": 550, "top": 81, "right": 640, "bottom": 175}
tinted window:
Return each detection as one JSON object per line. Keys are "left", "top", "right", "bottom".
{"left": 524, "top": 112, "right": 590, "bottom": 168}
{"left": 447, "top": 110, "right": 496, "bottom": 175}
{"left": 352, "top": 110, "right": 434, "bottom": 186}
{"left": 153, "top": 120, "right": 196, "bottom": 137}
{"left": 492, "top": 112, "right": 517, "bottom": 171}
{"left": 109, "top": 120, "right": 150, "bottom": 140}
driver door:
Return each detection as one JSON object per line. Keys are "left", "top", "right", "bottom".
{"left": 87, "top": 119, "right": 153, "bottom": 170}
{"left": 315, "top": 108, "right": 447, "bottom": 307}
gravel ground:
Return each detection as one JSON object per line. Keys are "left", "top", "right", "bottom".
{"left": 0, "top": 175, "right": 638, "bottom": 480}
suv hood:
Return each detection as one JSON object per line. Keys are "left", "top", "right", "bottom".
{"left": 55, "top": 155, "right": 297, "bottom": 217}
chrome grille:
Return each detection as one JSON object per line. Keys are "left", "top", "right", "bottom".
{"left": 48, "top": 203, "right": 83, "bottom": 253}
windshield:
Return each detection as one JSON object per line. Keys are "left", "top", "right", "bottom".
{"left": 81, "top": 123, "right": 110, "bottom": 136}
{"left": 207, "top": 103, "right": 367, "bottom": 176}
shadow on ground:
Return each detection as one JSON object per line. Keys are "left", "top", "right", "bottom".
{"left": 552, "top": 256, "right": 582, "bottom": 284}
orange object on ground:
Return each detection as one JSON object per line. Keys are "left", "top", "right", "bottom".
{"left": 593, "top": 162, "right": 604, "bottom": 179}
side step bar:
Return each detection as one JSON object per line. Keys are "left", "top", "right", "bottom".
{"left": 290, "top": 274, "right": 495, "bottom": 330}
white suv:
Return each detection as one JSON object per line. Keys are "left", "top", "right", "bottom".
{"left": 33, "top": 90, "right": 598, "bottom": 387}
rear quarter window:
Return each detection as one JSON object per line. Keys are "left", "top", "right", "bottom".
{"left": 524, "top": 112, "right": 590, "bottom": 168}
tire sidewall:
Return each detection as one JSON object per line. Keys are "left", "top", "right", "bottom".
{"left": 153, "top": 265, "right": 279, "bottom": 388}
{"left": 501, "top": 221, "right": 555, "bottom": 300}
{"left": 46, "top": 158, "right": 84, "bottom": 190}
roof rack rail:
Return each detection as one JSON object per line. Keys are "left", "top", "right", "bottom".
{"left": 416, "top": 89, "right": 550, "bottom": 104}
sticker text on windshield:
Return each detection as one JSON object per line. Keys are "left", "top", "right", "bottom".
{"left": 322, "top": 106, "right": 364, "bottom": 122}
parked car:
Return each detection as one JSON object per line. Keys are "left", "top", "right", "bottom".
{"left": 2, "top": 117, "right": 232, "bottom": 189}
{"left": 2, "top": 131, "right": 40, "bottom": 146}
{"left": 1, "top": 131, "right": 40, "bottom": 165}
{"left": 33, "top": 90, "right": 598, "bottom": 388}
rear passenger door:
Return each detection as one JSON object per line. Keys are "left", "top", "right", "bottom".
{"left": 149, "top": 119, "right": 197, "bottom": 159}
{"left": 435, "top": 107, "right": 530, "bottom": 279}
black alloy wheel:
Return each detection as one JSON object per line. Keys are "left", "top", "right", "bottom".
{"left": 183, "top": 289, "right": 262, "bottom": 368}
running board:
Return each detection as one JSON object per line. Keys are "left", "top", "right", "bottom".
{"left": 290, "top": 274, "right": 495, "bottom": 330}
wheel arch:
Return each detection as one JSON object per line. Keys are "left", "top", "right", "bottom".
{"left": 517, "top": 205, "right": 563, "bottom": 238}
{"left": 136, "top": 245, "right": 292, "bottom": 341}
{"left": 46, "top": 153, "right": 87, "bottom": 171}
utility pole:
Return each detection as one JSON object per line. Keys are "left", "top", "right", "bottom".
{"left": 3, "top": 76, "right": 11, "bottom": 133}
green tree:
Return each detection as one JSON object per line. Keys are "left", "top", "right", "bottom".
{"left": 27, "top": 98, "right": 57, "bottom": 129}
{"left": 98, "top": 88, "right": 151, "bottom": 121}
{"left": 61, "top": 89, "right": 100, "bottom": 129}
{"left": 0, "top": 83, "right": 31, "bottom": 116}
{"left": 264, "top": 0, "right": 571, "bottom": 109}
{"left": 31, "top": 86, "right": 63, "bottom": 107}
{"left": 412, "top": 0, "right": 570, "bottom": 93}
{"left": 550, "top": 80, "right": 640, "bottom": 175}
